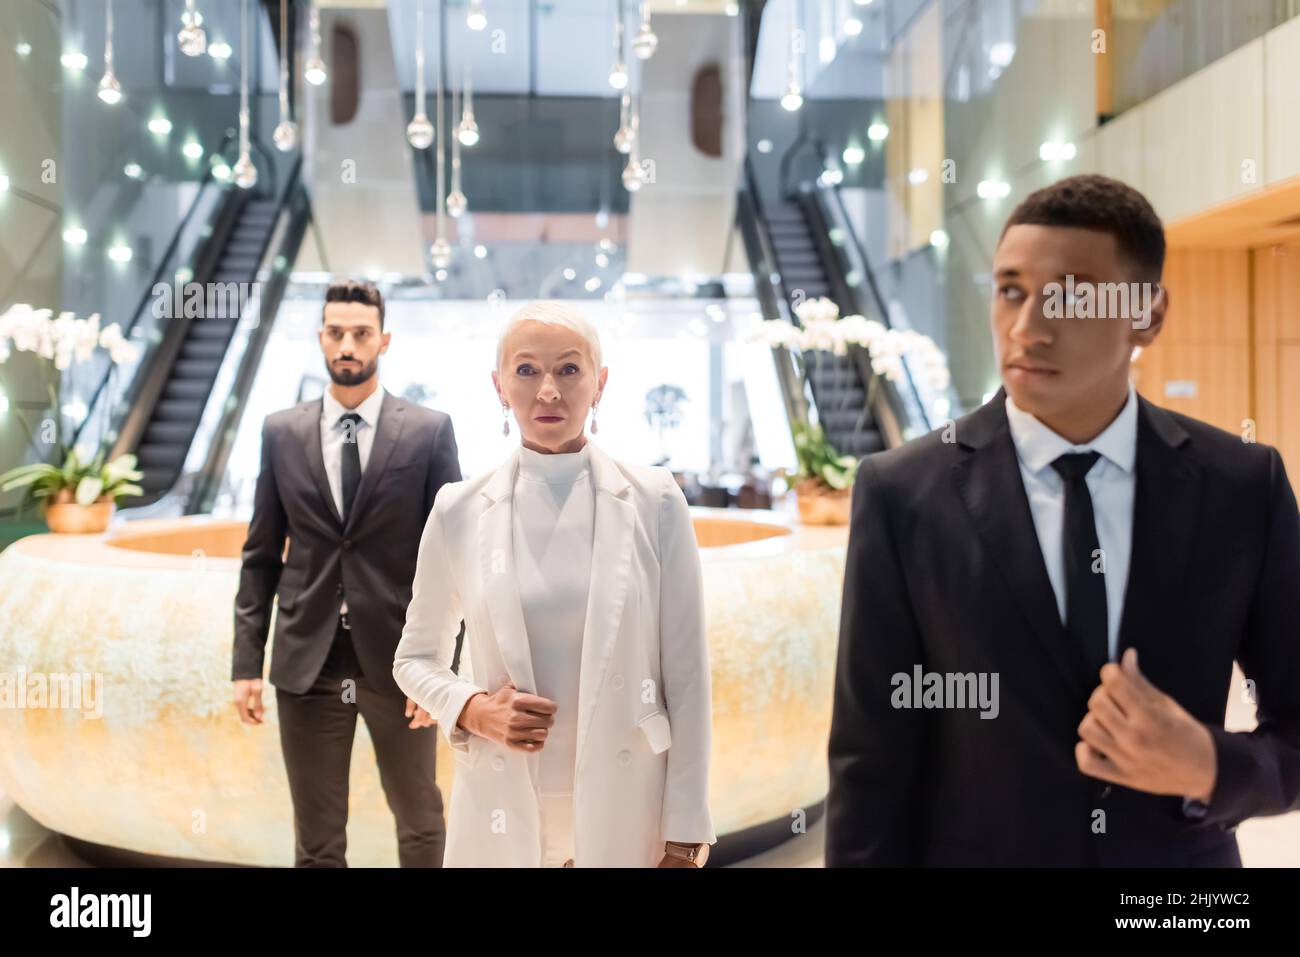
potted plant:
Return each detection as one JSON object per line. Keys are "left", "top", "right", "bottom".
{"left": 0, "top": 448, "right": 144, "bottom": 534}
{"left": 791, "top": 420, "right": 858, "bottom": 525}
{"left": 0, "top": 303, "right": 142, "bottom": 533}
{"left": 748, "top": 297, "right": 952, "bottom": 526}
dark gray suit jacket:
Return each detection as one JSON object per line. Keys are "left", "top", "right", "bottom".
{"left": 827, "top": 390, "right": 1300, "bottom": 866}
{"left": 232, "top": 390, "right": 462, "bottom": 697}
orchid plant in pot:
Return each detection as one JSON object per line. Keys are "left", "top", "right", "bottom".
{"left": 749, "top": 297, "right": 952, "bottom": 525}
{"left": 0, "top": 304, "right": 143, "bottom": 533}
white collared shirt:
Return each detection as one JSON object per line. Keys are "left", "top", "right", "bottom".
{"left": 1004, "top": 385, "right": 1138, "bottom": 661}
{"left": 320, "top": 385, "right": 384, "bottom": 616}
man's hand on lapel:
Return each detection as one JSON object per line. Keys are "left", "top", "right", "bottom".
{"left": 1075, "top": 648, "right": 1217, "bottom": 802}
{"left": 405, "top": 697, "right": 436, "bottom": 730}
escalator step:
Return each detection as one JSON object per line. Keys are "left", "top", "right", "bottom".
{"left": 190, "top": 319, "right": 238, "bottom": 339}
{"left": 180, "top": 339, "right": 227, "bottom": 360}
{"left": 224, "top": 239, "right": 265, "bottom": 258}
{"left": 138, "top": 468, "right": 175, "bottom": 493}
{"left": 143, "top": 421, "right": 196, "bottom": 446}
{"left": 173, "top": 357, "right": 222, "bottom": 380}
{"left": 163, "top": 379, "right": 210, "bottom": 401}
{"left": 216, "top": 256, "right": 261, "bottom": 273}
{"left": 136, "top": 443, "right": 189, "bottom": 470}
{"left": 154, "top": 398, "right": 205, "bottom": 422}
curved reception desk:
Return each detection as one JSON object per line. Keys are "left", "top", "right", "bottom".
{"left": 0, "top": 508, "right": 846, "bottom": 866}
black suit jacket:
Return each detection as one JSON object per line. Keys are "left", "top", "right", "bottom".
{"left": 232, "top": 391, "right": 462, "bottom": 697}
{"left": 826, "top": 390, "right": 1300, "bottom": 866}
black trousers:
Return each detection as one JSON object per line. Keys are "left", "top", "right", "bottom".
{"left": 275, "top": 621, "right": 446, "bottom": 867}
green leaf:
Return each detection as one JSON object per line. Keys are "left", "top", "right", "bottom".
{"left": 0, "top": 463, "right": 62, "bottom": 490}
{"left": 61, "top": 447, "right": 81, "bottom": 483}
{"left": 75, "top": 475, "right": 103, "bottom": 506}
{"left": 111, "top": 483, "right": 144, "bottom": 499}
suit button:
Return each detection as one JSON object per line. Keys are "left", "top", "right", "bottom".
{"left": 617, "top": 750, "right": 631, "bottom": 767}
{"left": 335, "top": 583, "right": 344, "bottom": 596}
{"left": 491, "top": 755, "right": 505, "bottom": 771}
{"left": 610, "top": 674, "right": 624, "bottom": 690}
{"left": 342, "top": 539, "right": 352, "bottom": 550}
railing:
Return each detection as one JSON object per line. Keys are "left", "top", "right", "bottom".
{"left": 737, "top": 156, "right": 811, "bottom": 431}
{"left": 770, "top": 128, "right": 936, "bottom": 445}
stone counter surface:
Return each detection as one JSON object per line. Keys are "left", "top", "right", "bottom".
{"left": 0, "top": 508, "right": 846, "bottom": 866}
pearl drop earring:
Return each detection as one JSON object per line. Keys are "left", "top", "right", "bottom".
{"left": 502, "top": 405, "right": 510, "bottom": 436}
{"left": 590, "top": 404, "right": 599, "bottom": 434}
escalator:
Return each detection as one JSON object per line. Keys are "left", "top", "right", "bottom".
{"left": 739, "top": 154, "right": 929, "bottom": 461}
{"left": 760, "top": 198, "right": 885, "bottom": 459}
{"left": 134, "top": 196, "right": 284, "bottom": 499}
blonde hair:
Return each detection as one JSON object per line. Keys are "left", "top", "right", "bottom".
{"left": 496, "top": 300, "right": 604, "bottom": 372}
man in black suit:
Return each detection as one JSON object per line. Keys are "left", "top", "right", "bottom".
{"left": 827, "top": 174, "right": 1300, "bottom": 866}
{"left": 232, "top": 280, "right": 462, "bottom": 867}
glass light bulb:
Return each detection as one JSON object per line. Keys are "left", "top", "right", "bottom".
{"left": 608, "top": 60, "right": 628, "bottom": 90}
{"left": 632, "top": 24, "right": 658, "bottom": 60}
{"left": 233, "top": 154, "right": 257, "bottom": 190}
{"left": 431, "top": 237, "right": 451, "bottom": 268}
{"left": 178, "top": 23, "right": 207, "bottom": 56}
{"left": 304, "top": 56, "right": 327, "bottom": 86}
{"left": 613, "top": 123, "right": 634, "bottom": 155}
{"left": 273, "top": 120, "right": 298, "bottom": 151}
{"left": 466, "top": 1, "right": 487, "bottom": 30}
{"left": 446, "top": 189, "right": 467, "bottom": 218}
{"left": 407, "top": 113, "right": 434, "bottom": 149}
{"left": 622, "top": 157, "right": 644, "bottom": 192}
{"left": 98, "top": 70, "right": 123, "bottom": 105}
{"left": 457, "top": 115, "right": 479, "bottom": 147}
{"left": 780, "top": 89, "right": 803, "bottom": 111}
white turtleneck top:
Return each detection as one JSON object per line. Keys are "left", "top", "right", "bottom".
{"left": 512, "top": 441, "right": 595, "bottom": 796}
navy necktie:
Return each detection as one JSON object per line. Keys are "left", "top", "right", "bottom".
{"left": 1050, "top": 451, "right": 1107, "bottom": 676}
{"left": 338, "top": 412, "right": 363, "bottom": 521}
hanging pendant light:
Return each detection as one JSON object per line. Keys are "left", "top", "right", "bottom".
{"left": 613, "top": 91, "right": 634, "bottom": 154}
{"left": 98, "top": 0, "right": 123, "bottom": 105}
{"left": 304, "top": 1, "right": 327, "bottom": 85}
{"left": 608, "top": 2, "right": 628, "bottom": 90}
{"left": 621, "top": 73, "right": 644, "bottom": 193}
{"left": 446, "top": 86, "right": 467, "bottom": 218}
{"left": 456, "top": 62, "right": 479, "bottom": 147}
{"left": 466, "top": 0, "right": 487, "bottom": 31}
{"left": 272, "top": 0, "right": 297, "bottom": 151}
{"left": 781, "top": 2, "right": 803, "bottom": 111}
{"left": 178, "top": 0, "right": 207, "bottom": 56}
{"left": 632, "top": 2, "right": 658, "bottom": 60}
{"left": 407, "top": 0, "right": 434, "bottom": 149}
{"left": 430, "top": 6, "right": 451, "bottom": 269}
{"left": 233, "top": 0, "right": 257, "bottom": 189}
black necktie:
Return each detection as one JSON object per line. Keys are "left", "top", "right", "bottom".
{"left": 338, "top": 411, "right": 362, "bottom": 521}
{"left": 1050, "top": 451, "right": 1108, "bottom": 676}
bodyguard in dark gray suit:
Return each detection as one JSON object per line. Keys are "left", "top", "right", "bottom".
{"left": 232, "top": 280, "right": 462, "bottom": 867}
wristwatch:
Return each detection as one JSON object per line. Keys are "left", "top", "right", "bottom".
{"left": 664, "top": 841, "right": 709, "bottom": 866}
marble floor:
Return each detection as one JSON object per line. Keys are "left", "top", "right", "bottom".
{"left": 2, "top": 788, "right": 1294, "bottom": 867}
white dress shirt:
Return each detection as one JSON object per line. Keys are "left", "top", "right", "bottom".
{"left": 1004, "top": 385, "right": 1138, "bottom": 661}
{"left": 320, "top": 385, "right": 384, "bottom": 615}
{"left": 512, "top": 442, "right": 595, "bottom": 797}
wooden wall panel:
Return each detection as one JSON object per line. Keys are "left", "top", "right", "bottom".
{"left": 1132, "top": 248, "right": 1252, "bottom": 434}
{"left": 1253, "top": 243, "right": 1300, "bottom": 478}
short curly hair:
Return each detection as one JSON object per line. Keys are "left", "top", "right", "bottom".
{"left": 323, "top": 279, "right": 385, "bottom": 329}
{"left": 1001, "top": 174, "right": 1165, "bottom": 282}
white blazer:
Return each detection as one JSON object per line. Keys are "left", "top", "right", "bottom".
{"left": 393, "top": 441, "right": 716, "bottom": 867}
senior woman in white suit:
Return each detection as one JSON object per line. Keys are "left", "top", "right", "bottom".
{"left": 393, "top": 300, "right": 715, "bottom": 867}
